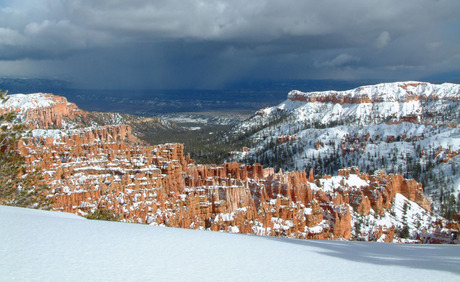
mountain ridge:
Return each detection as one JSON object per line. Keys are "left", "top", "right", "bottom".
{"left": 229, "top": 81, "right": 459, "bottom": 217}
{"left": 287, "top": 81, "right": 460, "bottom": 103}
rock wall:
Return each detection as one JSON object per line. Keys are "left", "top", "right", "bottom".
{"left": 0, "top": 93, "right": 85, "bottom": 128}
{"left": 24, "top": 97, "right": 82, "bottom": 128}
{"left": 287, "top": 82, "right": 460, "bottom": 104}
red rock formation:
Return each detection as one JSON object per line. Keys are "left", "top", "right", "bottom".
{"left": 277, "top": 135, "right": 296, "bottom": 144}
{"left": 9, "top": 93, "right": 457, "bottom": 243}
{"left": 0, "top": 93, "right": 85, "bottom": 129}
{"left": 19, "top": 128, "right": 453, "bottom": 242}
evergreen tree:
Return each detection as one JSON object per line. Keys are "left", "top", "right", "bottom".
{"left": 0, "top": 90, "right": 51, "bottom": 208}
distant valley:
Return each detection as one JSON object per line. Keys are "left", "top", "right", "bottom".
{"left": 1, "top": 77, "right": 389, "bottom": 114}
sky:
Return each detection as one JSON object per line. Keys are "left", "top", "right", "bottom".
{"left": 0, "top": 0, "right": 459, "bottom": 89}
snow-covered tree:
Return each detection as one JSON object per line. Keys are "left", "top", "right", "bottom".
{"left": 0, "top": 90, "right": 50, "bottom": 208}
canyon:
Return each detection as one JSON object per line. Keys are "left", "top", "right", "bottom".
{"left": 1, "top": 87, "right": 459, "bottom": 243}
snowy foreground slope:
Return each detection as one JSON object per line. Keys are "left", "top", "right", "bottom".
{"left": 1, "top": 206, "right": 459, "bottom": 281}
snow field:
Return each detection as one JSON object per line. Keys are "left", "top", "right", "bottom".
{"left": 1, "top": 205, "right": 459, "bottom": 281}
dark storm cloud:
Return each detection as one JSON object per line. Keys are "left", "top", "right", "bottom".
{"left": 0, "top": 0, "right": 459, "bottom": 88}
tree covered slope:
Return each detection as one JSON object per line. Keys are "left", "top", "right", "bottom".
{"left": 228, "top": 82, "right": 460, "bottom": 215}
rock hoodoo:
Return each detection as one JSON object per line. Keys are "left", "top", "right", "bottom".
{"left": 3, "top": 92, "right": 458, "bottom": 243}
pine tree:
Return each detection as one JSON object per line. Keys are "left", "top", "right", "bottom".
{"left": 0, "top": 90, "right": 51, "bottom": 208}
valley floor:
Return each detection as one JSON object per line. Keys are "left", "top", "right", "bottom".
{"left": 1, "top": 206, "right": 459, "bottom": 281}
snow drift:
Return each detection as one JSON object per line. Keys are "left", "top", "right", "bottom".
{"left": 1, "top": 205, "right": 459, "bottom": 281}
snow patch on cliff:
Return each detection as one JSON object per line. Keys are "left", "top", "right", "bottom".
{"left": 1, "top": 93, "right": 61, "bottom": 112}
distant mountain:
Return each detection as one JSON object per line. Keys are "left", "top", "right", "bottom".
{"left": 228, "top": 81, "right": 460, "bottom": 215}
{"left": 0, "top": 78, "right": 69, "bottom": 93}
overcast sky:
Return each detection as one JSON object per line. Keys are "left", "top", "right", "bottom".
{"left": 0, "top": 0, "right": 459, "bottom": 89}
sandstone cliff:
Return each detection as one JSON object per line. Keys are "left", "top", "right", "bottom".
{"left": 0, "top": 93, "right": 85, "bottom": 128}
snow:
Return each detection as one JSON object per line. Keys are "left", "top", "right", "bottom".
{"left": 231, "top": 81, "right": 459, "bottom": 210}
{"left": 1, "top": 93, "right": 60, "bottom": 112}
{"left": 244, "top": 82, "right": 459, "bottom": 131}
{"left": 350, "top": 193, "right": 439, "bottom": 242}
{"left": 32, "top": 129, "right": 67, "bottom": 140}
{"left": 288, "top": 81, "right": 460, "bottom": 102}
{"left": 1, "top": 205, "right": 459, "bottom": 281}
{"left": 318, "top": 174, "right": 368, "bottom": 192}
